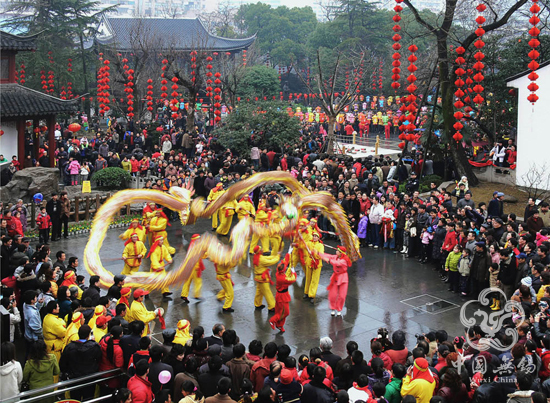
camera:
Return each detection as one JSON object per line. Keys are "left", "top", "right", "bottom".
{"left": 415, "top": 333, "right": 425, "bottom": 342}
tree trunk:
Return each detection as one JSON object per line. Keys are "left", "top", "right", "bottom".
{"left": 186, "top": 92, "right": 196, "bottom": 133}
{"left": 327, "top": 115, "right": 336, "bottom": 155}
{"left": 437, "top": 35, "right": 480, "bottom": 186}
{"left": 79, "top": 34, "right": 90, "bottom": 116}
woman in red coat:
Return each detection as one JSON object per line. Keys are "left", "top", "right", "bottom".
{"left": 99, "top": 326, "right": 124, "bottom": 390}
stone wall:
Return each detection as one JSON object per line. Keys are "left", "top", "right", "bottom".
{"left": 0, "top": 167, "right": 60, "bottom": 204}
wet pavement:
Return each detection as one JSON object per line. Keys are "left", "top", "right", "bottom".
{"left": 53, "top": 216, "right": 476, "bottom": 357}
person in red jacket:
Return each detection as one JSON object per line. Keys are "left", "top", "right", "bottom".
{"left": 440, "top": 222, "right": 458, "bottom": 282}
{"left": 36, "top": 207, "right": 52, "bottom": 244}
{"left": 250, "top": 342, "right": 278, "bottom": 392}
{"left": 269, "top": 254, "right": 296, "bottom": 333}
{"left": 99, "top": 326, "right": 125, "bottom": 390}
{"left": 127, "top": 360, "right": 154, "bottom": 403}
{"left": 130, "top": 156, "right": 140, "bottom": 177}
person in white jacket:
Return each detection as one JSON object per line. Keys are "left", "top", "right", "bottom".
{"left": 0, "top": 342, "right": 23, "bottom": 399}
{"left": 490, "top": 142, "right": 506, "bottom": 167}
{"left": 368, "top": 197, "right": 384, "bottom": 248}
{"left": 0, "top": 293, "right": 21, "bottom": 342}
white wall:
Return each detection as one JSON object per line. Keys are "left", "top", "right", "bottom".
{"left": 0, "top": 120, "right": 18, "bottom": 160}
{"left": 508, "top": 64, "right": 550, "bottom": 190}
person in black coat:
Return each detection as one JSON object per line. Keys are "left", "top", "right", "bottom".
{"left": 198, "top": 356, "right": 225, "bottom": 397}
{"left": 148, "top": 345, "right": 174, "bottom": 397}
{"left": 193, "top": 170, "right": 207, "bottom": 198}
{"left": 301, "top": 366, "right": 334, "bottom": 403}
{"left": 81, "top": 276, "right": 101, "bottom": 306}
{"left": 59, "top": 325, "right": 102, "bottom": 400}
{"left": 46, "top": 193, "right": 61, "bottom": 241}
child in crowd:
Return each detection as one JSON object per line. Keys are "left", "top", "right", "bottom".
{"left": 419, "top": 226, "right": 433, "bottom": 264}
{"left": 445, "top": 244, "right": 462, "bottom": 293}
{"left": 458, "top": 248, "right": 471, "bottom": 296}
{"left": 36, "top": 206, "right": 51, "bottom": 245}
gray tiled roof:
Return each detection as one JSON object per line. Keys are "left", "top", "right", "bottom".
{"left": 96, "top": 17, "right": 255, "bottom": 52}
{"left": 0, "top": 84, "right": 78, "bottom": 118}
{"left": 0, "top": 30, "right": 39, "bottom": 51}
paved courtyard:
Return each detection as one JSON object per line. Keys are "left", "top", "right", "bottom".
{"left": 54, "top": 216, "right": 476, "bottom": 357}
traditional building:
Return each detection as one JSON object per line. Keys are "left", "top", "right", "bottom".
{"left": 92, "top": 16, "right": 256, "bottom": 53}
{"left": 506, "top": 61, "right": 550, "bottom": 189}
{"left": 0, "top": 30, "right": 78, "bottom": 167}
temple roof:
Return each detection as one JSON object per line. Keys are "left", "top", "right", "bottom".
{"left": 1, "top": 84, "right": 79, "bottom": 119}
{"left": 0, "top": 30, "right": 39, "bottom": 51}
{"left": 93, "top": 17, "right": 255, "bottom": 52}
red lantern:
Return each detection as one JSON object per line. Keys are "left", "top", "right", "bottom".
{"left": 527, "top": 0, "right": 540, "bottom": 103}
{"left": 68, "top": 123, "right": 81, "bottom": 133}
{"left": 472, "top": 2, "right": 485, "bottom": 107}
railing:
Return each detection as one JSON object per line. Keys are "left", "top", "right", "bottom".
{"left": 0, "top": 368, "right": 125, "bottom": 403}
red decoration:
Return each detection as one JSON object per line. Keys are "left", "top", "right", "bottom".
{"left": 68, "top": 123, "right": 81, "bottom": 133}
{"left": 96, "top": 55, "right": 111, "bottom": 116}
{"left": 19, "top": 63, "right": 26, "bottom": 85}
{"left": 527, "top": 0, "right": 540, "bottom": 103}
{"left": 472, "top": 2, "right": 485, "bottom": 106}
{"left": 453, "top": 46, "right": 467, "bottom": 143}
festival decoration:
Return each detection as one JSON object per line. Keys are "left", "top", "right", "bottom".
{"left": 68, "top": 123, "right": 81, "bottom": 133}
{"left": 19, "top": 63, "right": 25, "bottom": 85}
{"left": 170, "top": 76, "right": 179, "bottom": 119}
{"left": 527, "top": 0, "right": 541, "bottom": 103}
{"left": 242, "top": 49, "right": 247, "bottom": 66}
{"left": 47, "top": 51, "right": 55, "bottom": 94}
{"left": 41, "top": 69, "right": 47, "bottom": 92}
{"left": 472, "top": 3, "right": 486, "bottom": 105}
{"left": 161, "top": 58, "right": 169, "bottom": 103}
{"left": 453, "top": 46, "right": 466, "bottom": 143}
{"left": 97, "top": 54, "right": 111, "bottom": 116}
{"left": 213, "top": 69, "right": 222, "bottom": 124}
{"left": 146, "top": 79, "right": 154, "bottom": 112}
{"left": 391, "top": 0, "right": 403, "bottom": 91}
{"left": 83, "top": 173, "right": 361, "bottom": 290}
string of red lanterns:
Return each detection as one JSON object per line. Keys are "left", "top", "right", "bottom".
{"left": 41, "top": 69, "right": 47, "bottom": 92}
{"left": 97, "top": 54, "right": 111, "bottom": 116}
{"left": 60, "top": 85, "right": 67, "bottom": 100}
{"left": 472, "top": 3, "right": 486, "bottom": 105}
{"left": 146, "top": 79, "right": 154, "bottom": 112}
{"left": 67, "top": 58, "right": 73, "bottom": 99}
{"left": 527, "top": 0, "right": 541, "bottom": 103}
{"left": 47, "top": 51, "right": 55, "bottom": 94}
{"left": 378, "top": 59, "right": 383, "bottom": 90}
{"left": 190, "top": 51, "right": 197, "bottom": 84}
{"left": 127, "top": 66, "right": 135, "bottom": 120}
{"left": 170, "top": 76, "right": 179, "bottom": 119}
{"left": 391, "top": 0, "right": 403, "bottom": 91}
{"left": 213, "top": 52, "right": 222, "bottom": 124}
{"left": 19, "top": 63, "right": 25, "bottom": 85}
{"left": 453, "top": 46, "right": 466, "bottom": 143}
{"left": 160, "top": 58, "right": 168, "bottom": 104}
{"left": 242, "top": 50, "right": 247, "bottom": 66}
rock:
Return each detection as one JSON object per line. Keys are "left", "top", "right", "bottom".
{"left": 0, "top": 167, "right": 59, "bottom": 204}
{"left": 502, "top": 194, "right": 518, "bottom": 203}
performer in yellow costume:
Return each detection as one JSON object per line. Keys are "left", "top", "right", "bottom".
{"left": 43, "top": 303, "right": 67, "bottom": 361}
{"left": 305, "top": 231, "right": 325, "bottom": 302}
{"left": 142, "top": 202, "right": 157, "bottom": 245}
{"left": 120, "top": 218, "right": 147, "bottom": 243}
{"left": 180, "top": 234, "right": 206, "bottom": 303}
{"left": 147, "top": 235, "right": 173, "bottom": 298}
{"left": 236, "top": 194, "right": 255, "bottom": 220}
{"left": 215, "top": 262, "right": 234, "bottom": 312}
{"left": 216, "top": 198, "right": 237, "bottom": 236}
{"left": 248, "top": 202, "right": 271, "bottom": 254}
{"left": 148, "top": 209, "right": 175, "bottom": 255}
{"left": 129, "top": 288, "right": 158, "bottom": 336}
{"left": 62, "top": 311, "right": 84, "bottom": 351}
{"left": 117, "top": 287, "right": 133, "bottom": 322}
{"left": 88, "top": 305, "right": 105, "bottom": 329}
{"left": 252, "top": 245, "right": 280, "bottom": 311}
{"left": 122, "top": 233, "right": 147, "bottom": 275}
{"left": 290, "top": 218, "right": 312, "bottom": 272}
{"left": 269, "top": 206, "right": 284, "bottom": 256}
{"left": 173, "top": 319, "right": 191, "bottom": 346}
{"left": 207, "top": 182, "right": 225, "bottom": 230}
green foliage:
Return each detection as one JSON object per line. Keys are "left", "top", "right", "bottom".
{"left": 237, "top": 65, "right": 280, "bottom": 100}
{"left": 214, "top": 101, "right": 301, "bottom": 156}
{"left": 420, "top": 174, "right": 442, "bottom": 187}
{"left": 92, "top": 167, "right": 131, "bottom": 189}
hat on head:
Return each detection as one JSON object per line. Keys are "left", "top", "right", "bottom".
{"left": 516, "top": 253, "right": 527, "bottom": 260}
{"left": 191, "top": 234, "right": 200, "bottom": 241}
{"left": 497, "top": 192, "right": 505, "bottom": 197}
{"left": 312, "top": 231, "right": 320, "bottom": 237}
{"left": 475, "top": 241, "right": 486, "bottom": 247}
{"left": 481, "top": 223, "right": 490, "bottom": 229}
{"left": 162, "top": 328, "right": 176, "bottom": 341}
{"left": 208, "top": 344, "right": 222, "bottom": 356}
{"left": 493, "top": 191, "right": 499, "bottom": 196}
{"left": 72, "top": 312, "right": 84, "bottom": 323}
{"left": 64, "top": 271, "right": 75, "bottom": 279}
{"left": 280, "top": 369, "right": 293, "bottom": 385}
{"left": 94, "top": 305, "right": 106, "bottom": 315}
{"left": 521, "top": 277, "right": 533, "bottom": 287}
{"left": 96, "top": 315, "right": 111, "bottom": 328}
{"left": 120, "top": 287, "right": 131, "bottom": 297}
{"left": 114, "top": 274, "right": 126, "bottom": 283}
{"left": 253, "top": 245, "right": 262, "bottom": 254}
{"left": 337, "top": 245, "right": 347, "bottom": 253}
{"left": 494, "top": 218, "right": 504, "bottom": 225}
{"left": 299, "top": 218, "right": 309, "bottom": 226}
{"left": 177, "top": 319, "right": 190, "bottom": 331}
{"left": 134, "top": 289, "right": 150, "bottom": 298}
{"left": 131, "top": 218, "right": 140, "bottom": 223}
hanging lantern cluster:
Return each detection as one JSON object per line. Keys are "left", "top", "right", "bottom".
{"left": 19, "top": 63, "right": 25, "bottom": 85}
{"left": 391, "top": 0, "right": 403, "bottom": 90}
{"left": 146, "top": 79, "right": 154, "bottom": 112}
{"left": 47, "top": 51, "right": 55, "bottom": 94}
{"left": 67, "top": 58, "right": 73, "bottom": 73}
{"left": 278, "top": 66, "right": 282, "bottom": 81}
{"left": 398, "top": 44, "right": 419, "bottom": 149}
{"left": 205, "top": 56, "right": 213, "bottom": 100}
{"left": 378, "top": 59, "right": 383, "bottom": 90}
{"left": 453, "top": 46, "right": 467, "bottom": 143}
{"left": 67, "top": 81, "right": 73, "bottom": 99}
{"left": 472, "top": 3, "right": 486, "bottom": 105}
{"left": 170, "top": 76, "right": 179, "bottom": 119}
{"left": 60, "top": 85, "right": 67, "bottom": 100}
{"left": 213, "top": 69, "right": 222, "bottom": 124}
{"left": 41, "top": 69, "right": 47, "bottom": 92}
{"left": 97, "top": 54, "right": 111, "bottom": 116}
{"left": 160, "top": 58, "right": 169, "bottom": 102}
{"left": 126, "top": 68, "right": 135, "bottom": 120}
{"left": 307, "top": 67, "right": 311, "bottom": 87}
{"left": 345, "top": 71, "right": 350, "bottom": 91}
{"left": 463, "top": 69, "right": 474, "bottom": 114}
{"left": 371, "top": 69, "right": 377, "bottom": 92}
{"left": 242, "top": 50, "right": 247, "bottom": 66}
{"left": 527, "top": 0, "right": 541, "bottom": 103}
{"left": 190, "top": 51, "right": 197, "bottom": 84}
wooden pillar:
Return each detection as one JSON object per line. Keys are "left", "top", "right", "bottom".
{"left": 48, "top": 115, "right": 56, "bottom": 167}
{"left": 16, "top": 119, "right": 26, "bottom": 163}
{"left": 74, "top": 197, "right": 80, "bottom": 222}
